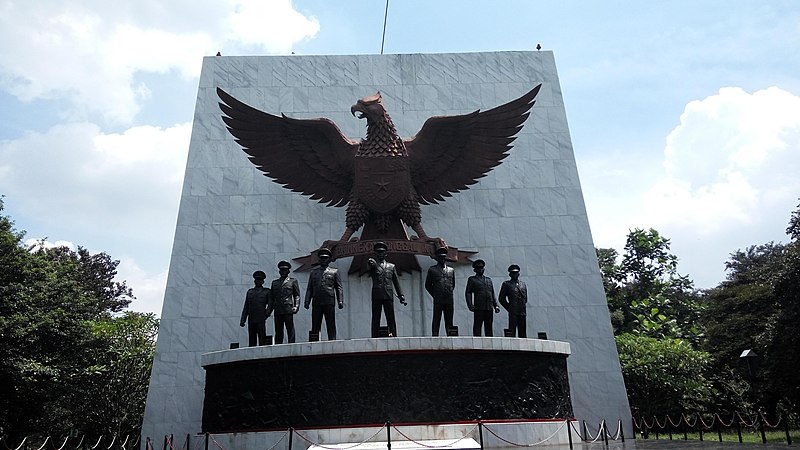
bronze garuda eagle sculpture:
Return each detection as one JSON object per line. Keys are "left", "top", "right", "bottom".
{"left": 217, "top": 84, "right": 541, "bottom": 249}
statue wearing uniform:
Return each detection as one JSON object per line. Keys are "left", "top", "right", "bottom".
{"left": 425, "top": 247, "right": 456, "bottom": 336}
{"left": 465, "top": 259, "right": 500, "bottom": 336}
{"left": 367, "top": 241, "right": 406, "bottom": 337}
{"left": 240, "top": 270, "right": 271, "bottom": 346}
{"left": 305, "top": 248, "right": 344, "bottom": 340}
{"left": 267, "top": 261, "right": 300, "bottom": 344}
{"left": 499, "top": 264, "right": 528, "bottom": 338}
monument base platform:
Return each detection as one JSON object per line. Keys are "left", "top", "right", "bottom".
{"left": 201, "top": 337, "right": 573, "bottom": 433}
{"left": 200, "top": 420, "right": 580, "bottom": 450}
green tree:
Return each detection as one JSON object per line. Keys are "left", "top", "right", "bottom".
{"left": 616, "top": 334, "right": 713, "bottom": 417}
{"left": 703, "top": 202, "right": 800, "bottom": 416}
{"left": 598, "top": 228, "right": 703, "bottom": 342}
{"left": 0, "top": 199, "right": 156, "bottom": 440}
{"left": 598, "top": 228, "right": 714, "bottom": 416}
{"left": 70, "top": 312, "right": 159, "bottom": 437}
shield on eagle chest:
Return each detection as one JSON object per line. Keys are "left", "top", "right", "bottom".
{"left": 355, "top": 155, "right": 411, "bottom": 214}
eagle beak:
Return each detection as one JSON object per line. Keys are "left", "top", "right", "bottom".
{"left": 351, "top": 104, "right": 364, "bottom": 119}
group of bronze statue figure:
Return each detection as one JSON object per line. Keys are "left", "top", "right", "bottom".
{"left": 240, "top": 242, "right": 529, "bottom": 346}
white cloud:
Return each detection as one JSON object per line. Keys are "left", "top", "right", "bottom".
{"left": 23, "top": 238, "right": 77, "bottom": 250}
{"left": 642, "top": 87, "right": 800, "bottom": 234}
{"left": 0, "top": 121, "right": 190, "bottom": 245}
{"left": 117, "top": 257, "right": 168, "bottom": 315}
{"left": 583, "top": 86, "right": 800, "bottom": 288}
{"left": 226, "top": 0, "right": 319, "bottom": 52}
{"left": 0, "top": 0, "right": 318, "bottom": 123}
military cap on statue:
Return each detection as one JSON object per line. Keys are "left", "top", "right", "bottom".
{"left": 373, "top": 241, "right": 388, "bottom": 252}
{"left": 317, "top": 248, "right": 332, "bottom": 257}
{"left": 434, "top": 247, "right": 448, "bottom": 257}
{"left": 472, "top": 259, "right": 486, "bottom": 268}
{"left": 252, "top": 270, "right": 266, "bottom": 279}
{"left": 508, "top": 264, "right": 521, "bottom": 273}
{"left": 277, "top": 261, "right": 292, "bottom": 269}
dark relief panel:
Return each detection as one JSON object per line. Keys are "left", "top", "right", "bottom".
{"left": 203, "top": 349, "right": 572, "bottom": 432}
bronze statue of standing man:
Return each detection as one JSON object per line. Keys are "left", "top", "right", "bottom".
{"left": 240, "top": 270, "right": 271, "bottom": 346}
{"left": 267, "top": 261, "right": 300, "bottom": 343}
{"left": 368, "top": 241, "right": 406, "bottom": 337}
{"left": 499, "top": 264, "right": 528, "bottom": 338}
{"left": 465, "top": 259, "right": 500, "bottom": 336}
{"left": 425, "top": 247, "right": 456, "bottom": 336}
{"left": 305, "top": 248, "right": 344, "bottom": 340}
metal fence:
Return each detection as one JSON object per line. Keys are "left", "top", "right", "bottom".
{"left": 633, "top": 411, "right": 796, "bottom": 445}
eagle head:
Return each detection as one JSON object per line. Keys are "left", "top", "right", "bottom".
{"left": 351, "top": 92, "right": 386, "bottom": 123}
{"left": 351, "top": 91, "right": 405, "bottom": 156}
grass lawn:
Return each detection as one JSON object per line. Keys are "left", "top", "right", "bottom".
{"left": 637, "top": 429, "right": 799, "bottom": 444}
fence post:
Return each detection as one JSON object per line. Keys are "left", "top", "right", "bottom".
{"left": 783, "top": 414, "right": 792, "bottom": 445}
{"left": 386, "top": 422, "right": 391, "bottom": 450}
{"left": 668, "top": 416, "right": 672, "bottom": 441}
{"left": 602, "top": 420, "right": 609, "bottom": 446}
{"left": 478, "top": 422, "right": 484, "bottom": 450}
{"left": 163, "top": 435, "right": 168, "bottom": 450}
{"left": 620, "top": 420, "right": 625, "bottom": 443}
{"left": 204, "top": 434, "right": 208, "bottom": 450}
{"left": 185, "top": 434, "right": 190, "bottom": 450}
{"left": 717, "top": 421, "right": 723, "bottom": 442}
{"left": 758, "top": 415, "right": 767, "bottom": 444}
{"left": 288, "top": 428, "right": 293, "bottom": 450}
{"left": 736, "top": 419, "right": 742, "bottom": 443}
{"left": 583, "top": 421, "right": 589, "bottom": 440}
{"left": 566, "top": 420, "right": 573, "bottom": 450}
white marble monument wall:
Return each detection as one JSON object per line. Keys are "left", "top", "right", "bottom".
{"left": 142, "top": 51, "right": 631, "bottom": 441}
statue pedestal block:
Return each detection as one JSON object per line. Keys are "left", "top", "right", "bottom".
{"left": 202, "top": 337, "right": 572, "bottom": 435}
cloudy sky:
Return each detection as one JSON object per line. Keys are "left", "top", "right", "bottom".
{"left": 1, "top": 0, "right": 798, "bottom": 314}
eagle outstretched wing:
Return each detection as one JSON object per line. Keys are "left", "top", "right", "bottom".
{"left": 217, "top": 87, "right": 358, "bottom": 207}
{"left": 405, "top": 84, "right": 541, "bottom": 205}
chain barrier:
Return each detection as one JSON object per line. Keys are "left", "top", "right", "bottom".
{"left": 585, "top": 422, "right": 605, "bottom": 443}
{"left": 634, "top": 409, "right": 797, "bottom": 445}
{"left": 569, "top": 421, "right": 583, "bottom": 440}
{"left": 90, "top": 436, "right": 104, "bottom": 450}
{"left": 191, "top": 435, "right": 204, "bottom": 450}
{"left": 736, "top": 411, "right": 756, "bottom": 427}
{"left": 481, "top": 419, "right": 567, "bottom": 447}
{"left": 390, "top": 423, "right": 478, "bottom": 449}
{"left": 34, "top": 436, "right": 52, "bottom": 450}
{"left": 292, "top": 425, "right": 385, "bottom": 450}
{"left": 697, "top": 413, "right": 715, "bottom": 430}
{"left": 207, "top": 434, "right": 227, "bottom": 450}
{"left": 666, "top": 415, "right": 682, "bottom": 428}
{"left": 263, "top": 430, "right": 288, "bottom": 450}
{"left": 118, "top": 436, "right": 130, "bottom": 450}
{"left": 0, "top": 435, "right": 141, "bottom": 450}
{"left": 54, "top": 436, "right": 70, "bottom": 450}
{"left": 606, "top": 420, "right": 622, "bottom": 440}
{"left": 715, "top": 413, "right": 735, "bottom": 428}
{"left": 760, "top": 411, "right": 781, "bottom": 428}
{"left": 167, "top": 434, "right": 178, "bottom": 450}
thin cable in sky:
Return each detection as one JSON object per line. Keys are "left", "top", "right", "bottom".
{"left": 381, "top": 0, "right": 389, "bottom": 54}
